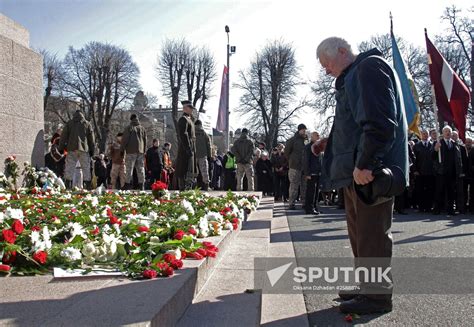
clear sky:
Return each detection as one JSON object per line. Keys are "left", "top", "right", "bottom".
{"left": 1, "top": 0, "right": 470, "bottom": 132}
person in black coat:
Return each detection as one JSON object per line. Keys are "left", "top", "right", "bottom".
{"left": 413, "top": 130, "right": 435, "bottom": 212}
{"left": 255, "top": 152, "right": 273, "bottom": 196}
{"left": 94, "top": 154, "right": 108, "bottom": 187}
{"left": 303, "top": 132, "right": 323, "bottom": 215}
{"left": 145, "top": 138, "right": 164, "bottom": 187}
{"left": 453, "top": 131, "right": 468, "bottom": 214}
{"left": 432, "top": 126, "right": 462, "bottom": 215}
{"left": 465, "top": 138, "right": 474, "bottom": 213}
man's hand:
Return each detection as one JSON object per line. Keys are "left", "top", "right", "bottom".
{"left": 434, "top": 142, "right": 441, "bottom": 152}
{"left": 353, "top": 167, "right": 374, "bottom": 185}
{"left": 305, "top": 175, "right": 311, "bottom": 180}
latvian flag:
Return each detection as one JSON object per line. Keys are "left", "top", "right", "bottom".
{"left": 425, "top": 30, "right": 471, "bottom": 140}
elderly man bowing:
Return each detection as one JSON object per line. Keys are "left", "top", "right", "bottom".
{"left": 317, "top": 37, "right": 408, "bottom": 314}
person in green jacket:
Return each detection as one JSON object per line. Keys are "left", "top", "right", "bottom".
{"left": 285, "top": 124, "right": 308, "bottom": 209}
{"left": 59, "top": 110, "right": 95, "bottom": 189}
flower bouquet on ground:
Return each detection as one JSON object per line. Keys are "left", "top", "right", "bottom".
{"left": 0, "top": 176, "right": 259, "bottom": 279}
{"left": 151, "top": 180, "right": 168, "bottom": 200}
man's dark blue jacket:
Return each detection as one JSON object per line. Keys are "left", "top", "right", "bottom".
{"left": 321, "top": 48, "right": 409, "bottom": 191}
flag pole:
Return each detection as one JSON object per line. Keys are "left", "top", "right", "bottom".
{"left": 425, "top": 28, "right": 442, "bottom": 163}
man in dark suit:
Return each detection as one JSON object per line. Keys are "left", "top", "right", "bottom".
{"left": 413, "top": 130, "right": 435, "bottom": 212}
{"left": 452, "top": 131, "right": 468, "bottom": 214}
{"left": 465, "top": 138, "right": 474, "bottom": 213}
{"left": 432, "top": 126, "right": 462, "bottom": 215}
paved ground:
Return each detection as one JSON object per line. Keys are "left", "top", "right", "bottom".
{"left": 285, "top": 205, "right": 474, "bottom": 326}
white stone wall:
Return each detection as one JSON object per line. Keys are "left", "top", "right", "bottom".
{"left": 0, "top": 13, "right": 44, "bottom": 170}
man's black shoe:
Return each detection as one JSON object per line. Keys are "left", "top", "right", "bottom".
{"left": 305, "top": 209, "right": 320, "bottom": 215}
{"left": 339, "top": 295, "right": 392, "bottom": 314}
{"left": 288, "top": 205, "right": 296, "bottom": 210}
{"left": 338, "top": 290, "right": 358, "bottom": 301}
{"left": 447, "top": 211, "right": 457, "bottom": 216}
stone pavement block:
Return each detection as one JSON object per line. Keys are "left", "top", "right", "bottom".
{"left": 5, "top": 77, "right": 43, "bottom": 121}
{"left": 0, "top": 113, "right": 13, "bottom": 156}
{"left": 12, "top": 42, "right": 42, "bottom": 88}
{"left": 0, "top": 13, "right": 29, "bottom": 47}
{"left": 11, "top": 117, "right": 44, "bottom": 164}
{"left": 0, "top": 275, "right": 116, "bottom": 326}
{"left": 0, "top": 35, "right": 13, "bottom": 77}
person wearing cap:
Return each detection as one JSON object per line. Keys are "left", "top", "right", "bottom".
{"left": 284, "top": 123, "right": 308, "bottom": 210}
{"left": 176, "top": 100, "right": 197, "bottom": 190}
{"left": 232, "top": 128, "right": 255, "bottom": 191}
{"left": 121, "top": 114, "right": 147, "bottom": 190}
{"left": 317, "top": 37, "right": 408, "bottom": 314}
{"left": 195, "top": 119, "right": 212, "bottom": 190}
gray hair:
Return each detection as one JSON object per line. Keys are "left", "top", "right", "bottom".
{"left": 442, "top": 126, "right": 453, "bottom": 133}
{"left": 317, "top": 37, "right": 353, "bottom": 59}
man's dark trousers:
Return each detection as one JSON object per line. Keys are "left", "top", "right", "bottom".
{"left": 305, "top": 175, "right": 320, "bottom": 212}
{"left": 344, "top": 184, "right": 393, "bottom": 301}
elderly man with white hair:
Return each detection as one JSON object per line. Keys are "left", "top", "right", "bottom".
{"left": 316, "top": 37, "right": 408, "bottom": 314}
{"left": 432, "top": 126, "right": 462, "bottom": 215}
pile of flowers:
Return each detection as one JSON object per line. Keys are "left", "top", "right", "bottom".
{"left": 0, "top": 185, "right": 259, "bottom": 279}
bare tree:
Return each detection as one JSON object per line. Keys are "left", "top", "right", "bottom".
{"left": 310, "top": 67, "right": 336, "bottom": 131}
{"left": 236, "top": 39, "right": 307, "bottom": 148}
{"left": 184, "top": 46, "right": 217, "bottom": 113}
{"left": 61, "top": 42, "right": 140, "bottom": 152}
{"left": 156, "top": 39, "right": 216, "bottom": 141}
{"left": 40, "top": 49, "right": 62, "bottom": 111}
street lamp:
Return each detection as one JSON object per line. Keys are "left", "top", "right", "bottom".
{"left": 225, "top": 25, "right": 230, "bottom": 151}
{"left": 225, "top": 25, "right": 236, "bottom": 151}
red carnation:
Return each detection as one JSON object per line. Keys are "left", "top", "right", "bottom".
{"left": 0, "top": 264, "right": 11, "bottom": 272}
{"left": 206, "top": 250, "right": 217, "bottom": 258}
{"left": 109, "top": 216, "right": 122, "bottom": 226}
{"left": 186, "top": 251, "right": 204, "bottom": 260}
{"left": 2, "top": 251, "right": 17, "bottom": 264}
{"left": 232, "top": 223, "right": 239, "bottom": 230}
{"left": 196, "top": 248, "right": 208, "bottom": 257}
{"left": 138, "top": 226, "right": 149, "bottom": 233}
{"left": 33, "top": 251, "right": 48, "bottom": 264}
{"left": 91, "top": 227, "right": 100, "bottom": 235}
{"left": 162, "top": 253, "right": 176, "bottom": 263}
{"left": 12, "top": 220, "right": 24, "bottom": 234}
{"left": 344, "top": 314, "right": 353, "bottom": 323}
{"left": 187, "top": 227, "right": 197, "bottom": 236}
{"left": 232, "top": 218, "right": 239, "bottom": 224}
{"left": 143, "top": 269, "right": 157, "bottom": 279}
{"left": 2, "top": 229, "right": 17, "bottom": 244}
{"left": 162, "top": 266, "right": 174, "bottom": 277}
{"left": 157, "top": 262, "right": 169, "bottom": 270}
{"left": 171, "top": 259, "right": 183, "bottom": 270}
{"left": 151, "top": 181, "right": 168, "bottom": 191}
{"left": 31, "top": 226, "right": 41, "bottom": 232}
{"left": 180, "top": 249, "right": 187, "bottom": 259}
{"left": 174, "top": 230, "right": 185, "bottom": 240}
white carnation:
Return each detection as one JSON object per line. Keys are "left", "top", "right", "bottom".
{"left": 5, "top": 207, "right": 24, "bottom": 222}
{"left": 204, "top": 212, "right": 223, "bottom": 223}
{"left": 60, "top": 247, "right": 82, "bottom": 261}
{"left": 198, "top": 217, "right": 209, "bottom": 238}
{"left": 177, "top": 214, "right": 188, "bottom": 222}
{"left": 181, "top": 199, "right": 195, "bottom": 216}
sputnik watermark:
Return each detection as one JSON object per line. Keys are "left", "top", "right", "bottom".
{"left": 293, "top": 266, "right": 391, "bottom": 283}
{"left": 255, "top": 257, "right": 474, "bottom": 294}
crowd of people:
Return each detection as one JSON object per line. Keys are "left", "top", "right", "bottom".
{"left": 44, "top": 107, "right": 474, "bottom": 218}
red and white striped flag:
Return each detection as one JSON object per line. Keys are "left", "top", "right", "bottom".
{"left": 425, "top": 31, "right": 471, "bottom": 140}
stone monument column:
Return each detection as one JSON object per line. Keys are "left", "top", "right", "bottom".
{"left": 0, "top": 13, "right": 44, "bottom": 170}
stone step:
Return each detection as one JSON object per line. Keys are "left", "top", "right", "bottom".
{"left": 176, "top": 197, "right": 274, "bottom": 327}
